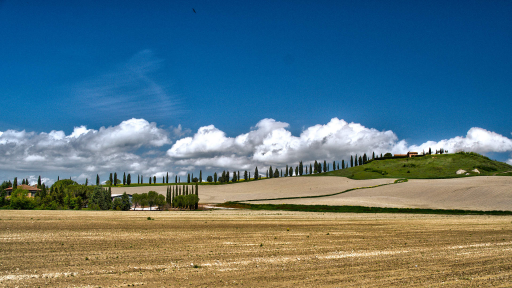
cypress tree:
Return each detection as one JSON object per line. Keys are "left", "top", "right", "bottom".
{"left": 295, "top": 166, "right": 298, "bottom": 176}
{"left": 285, "top": 165, "right": 288, "bottom": 176}
{"left": 187, "top": 174, "right": 190, "bottom": 183}
{"left": 141, "top": 175, "right": 143, "bottom": 184}
{"left": 323, "top": 160, "right": 327, "bottom": 172}
{"left": 114, "top": 172, "right": 117, "bottom": 186}
{"left": 166, "top": 172, "right": 169, "bottom": 184}
{"left": 299, "top": 161, "right": 303, "bottom": 175}
{"left": 333, "top": 161, "right": 336, "bottom": 171}
{"left": 310, "top": 163, "right": 312, "bottom": 174}
{"left": 351, "top": 156, "right": 354, "bottom": 167}
{"left": 123, "top": 172, "right": 126, "bottom": 185}
{"left": 372, "top": 151, "right": 375, "bottom": 159}
{"left": 232, "top": 171, "right": 237, "bottom": 182}
{"left": 266, "top": 170, "right": 268, "bottom": 178}
{"left": 342, "top": 160, "right": 345, "bottom": 169}
{"left": 109, "top": 173, "right": 113, "bottom": 186}
{"left": 85, "top": 178, "right": 88, "bottom": 186}
{"left": 13, "top": 177, "right": 17, "bottom": 190}
{"left": 238, "top": 171, "right": 240, "bottom": 181}
{"left": 127, "top": 174, "right": 131, "bottom": 185}
{"left": 214, "top": 172, "right": 218, "bottom": 183}
{"left": 96, "top": 174, "right": 100, "bottom": 186}
{"left": 363, "top": 153, "right": 367, "bottom": 164}
{"left": 289, "top": 166, "right": 293, "bottom": 176}
{"left": 154, "top": 176, "right": 156, "bottom": 184}
{"left": 58, "top": 176, "right": 60, "bottom": 181}
{"left": 255, "top": 167, "right": 258, "bottom": 180}
{"left": 274, "top": 168, "right": 279, "bottom": 178}
{"left": 269, "top": 166, "right": 273, "bottom": 178}
{"left": 314, "top": 160, "right": 318, "bottom": 173}
{"left": 162, "top": 176, "right": 164, "bottom": 183}
{"left": 175, "top": 175, "right": 177, "bottom": 183}
{"left": 306, "top": 166, "right": 308, "bottom": 174}
{"left": 199, "top": 170, "right": 202, "bottom": 183}
{"left": 244, "top": 170, "right": 248, "bottom": 181}
{"left": 149, "top": 177, "right": 152, "bottom": 184}
{"left": 359, "top": 156, "right": 362, "bottom": 166}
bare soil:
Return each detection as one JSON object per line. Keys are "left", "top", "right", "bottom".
{"left": 112, "top": 177, "right": 395, "bottom": 203}
{"left": 1, "top": 210, "right": 512, "bottom": 287}
{"left": 251, "top": 176, "right": 512, "bottom": 211}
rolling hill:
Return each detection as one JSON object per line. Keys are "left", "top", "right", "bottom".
{"left": 319, "top": 152, "right": 512, "bottom": 180}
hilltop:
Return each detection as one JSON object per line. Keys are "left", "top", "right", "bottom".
{"left": 319, "top": 152, "right": 512, "bottom": 180}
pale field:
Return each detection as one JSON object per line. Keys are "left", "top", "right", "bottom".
{"left": 113, "top": 176, "right": 512, "bottom": 212}
{"left": 1, "top": 210, "right": 512, "bottom": 287}
{"left": 112, "top": 177, "right": 395, "bottom": 203}
{"left": 251, "top": 176, "right": 512, "bottom": 211}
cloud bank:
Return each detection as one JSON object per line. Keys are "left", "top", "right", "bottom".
{"left": 1, "top": 117, "right": 511, "bottom": 183}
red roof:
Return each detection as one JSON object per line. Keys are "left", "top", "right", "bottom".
{"left": 5, "top": 184, "right": 41, "bottom": 192}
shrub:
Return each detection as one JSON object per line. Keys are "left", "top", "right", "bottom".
{"left": 364, "top": 168, "right": 388, "bottom": 175}
{"left": 474, "top": 165, "right": 497, "bottom": 172}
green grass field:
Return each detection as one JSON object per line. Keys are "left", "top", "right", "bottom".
{"left": 220, "top": 202, "right": 512, "bottom": 215}
{"left": 316, "top": 152, "right": 512, "bottom": 180}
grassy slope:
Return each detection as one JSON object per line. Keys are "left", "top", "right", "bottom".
{"left": 317, "top": 152, "right": 512, "bottom": 180}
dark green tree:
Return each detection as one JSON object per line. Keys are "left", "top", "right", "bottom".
{"left": 359, "top": 156, "right": 362, "bottom": 166}
{"left": 254, "top": 167, "right": 259, "bottom": 180}
{"left": 96, "top": 174, "right": 100, "bottom": 186}
{"left": 121, "top": 192, "right": 131, "bottom": 210}
{"left": 127, "top": 174, "right": 131, "bottom": 185}
{"left": 285, "top": 165, "right": 289, "bottom": 176}
{"left": 372, "top": 151, "right": 375, "bottom": 159}
{"left": 310, "top": 163, "right": 312, "bottom": 174}
{"left": 289, "top": 166, "right": 293, "bottom": 176}
{"left": 342, "top": 160, "right": 345, "bottom": 169}
{"left": 274, "top": 168, "right": 279, "bottom": 178}
{"left": 350, "top": 156, "right": 354, "bottom": 167}
{"left": 147, "top": 191, "right": 158, "bottom": 210}
{"left": 269, "top": 166, "right": 273, "bottom": 178}
{"left": 299, "top": 161, "right": 303, "bottom": 175}
{"left": 114, "top": 172, "right": 117, "bottom": 186}
{"left": 363, "top": 153, "right": 367, "bottom": 164}
{"left": 214, "top": 172, "right": 218, "bottom": 183}
{"left": 85, "top": 178, "right": 88, "bottom": 186}
{"left": 187, "top": 174, "right": 191, "bottom": 183}
{"left": 123, "top": 173, "right": 126, "bottom": 185}
{"left": 295, "top": 166, "right": 298, "bottom": 176}
{"left": 153, "top": 176, "right": 156, "bottom": 184}
{"left": 323, "top": 160, "right": 327, "bottom": 172}
{"left": 166, "top": 172, "right": 169, "bottom": 184}
{"left": 199, "top": 170, "right": 202, "bottom": 183}
{"left": 333, "top": 161, "right": 336, "bottom": 171}
{"left": 13, "top": 177, "right": 17, "bottom": 190}
{"left": 109, "top": 173, "right": 113, "bottom": 186}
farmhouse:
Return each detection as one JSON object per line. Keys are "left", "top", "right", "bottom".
{"left": 393, "top": 152, "right": 419, "bottom": 158}
{"left": 5, "top": 184, "right": 41, "bottom": 197}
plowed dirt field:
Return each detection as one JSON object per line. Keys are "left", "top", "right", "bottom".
{"left": 1, "top": 210, "right": 512, "bottom": 287}
{"left": 250, "top": 176, "right": 512, "bottom": 211}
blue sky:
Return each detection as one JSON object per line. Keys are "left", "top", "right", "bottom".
{"left": 1, "top": 0, "right": 512, "bottom": 185}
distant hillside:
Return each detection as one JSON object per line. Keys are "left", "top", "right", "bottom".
{"left": 319, "top": 152, "right": 512, "bottom": 179}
